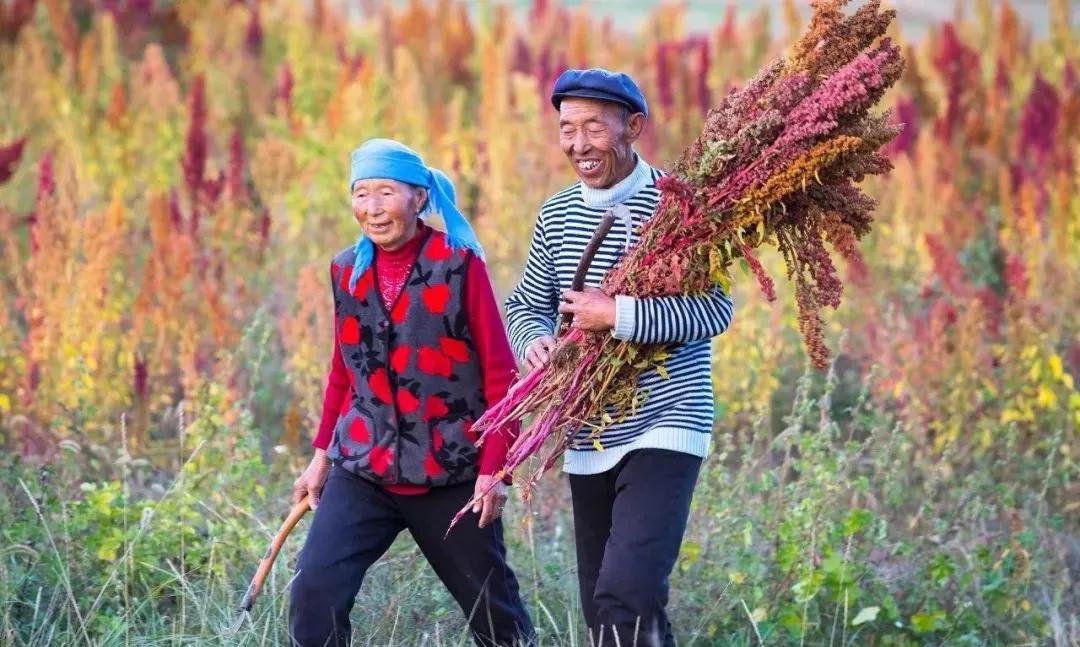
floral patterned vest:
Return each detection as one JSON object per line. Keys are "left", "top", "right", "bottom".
{"left": 327, "top": 229, "right": 486, "bottom": 487}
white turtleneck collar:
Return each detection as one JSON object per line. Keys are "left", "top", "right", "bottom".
{"left": 579, "top": 154, "right": 653, "bottom": 209}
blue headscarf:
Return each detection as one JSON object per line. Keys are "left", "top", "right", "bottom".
{"left": 347, "top": 139, "right": 484, "bottom": 291}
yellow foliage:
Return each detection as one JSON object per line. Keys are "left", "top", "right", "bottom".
{"left": 0, "top": 0, "right": 1073, "bottom": 462}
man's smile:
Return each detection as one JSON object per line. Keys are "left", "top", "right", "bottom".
{"left": 575, "top": 158, "right": 604, "bottom": 178}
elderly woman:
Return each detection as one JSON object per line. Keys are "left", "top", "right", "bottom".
{"left": 289, "top": 139, "right": 534, "bottom": 647}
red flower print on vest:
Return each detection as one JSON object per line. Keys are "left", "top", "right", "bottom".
{"left": 417, "top": 347, "right": 453, "bottom": 378}
{"left": 424, "top": 236, "right": 453, "bottom": 261}
{"left": 432, "top": 427, "right": 444, "bottom": 451}
{"left": 369, "top": 368, "right": 393, "bottom": 404}
{"left": 391, "top": 292, "right": 410, "bottom": 324}
{"left": 439, "top": 337, "right": 469, "bottom": 363}
{"left": 348, "top": 417, "right": 370, "bottom": 443}
{"left": 340, "top": 316, "right": 360, "bottom": 345}
{"left": 463, "top": 419, "right": 478, "bottom": 443}
{"left": 369, "top": 446, "right": 393, "bottom": 475}
{"left": 390, "top": 345, "right": 411, "bottom": 374}
{"left": 353, "top": 271, "right": 374, "bottom": 299}
{"left": 423, "top": 395, "right": 449, "bottom": 422}
{"left": 396, "top": 387, "right": 420, "bottom": 414}
{"left": 337, "top": 265, "right": 352, "bottom": 293}
{"left": 424, "top": 453, "right": 444, "bottom": 477}
{"left": 422, "top": 285, "right": 451, "bottom": 314}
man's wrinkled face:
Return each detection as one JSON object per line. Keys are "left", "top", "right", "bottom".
{"left": 351, "top": 179, "right": 426, "bottom": 250}
{"left": 558, "top": 97, "right": 645, "bottom": 189}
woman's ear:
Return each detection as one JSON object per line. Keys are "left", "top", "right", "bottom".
{"left": 413, "top": 187, "right": 429, "bottom": 214}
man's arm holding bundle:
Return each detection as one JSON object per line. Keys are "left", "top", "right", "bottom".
{"left": 611, "top": 288, "right": 734, "bottom": 343}
{"left": 559, "top": 286, "right": 733, "bottom": 343}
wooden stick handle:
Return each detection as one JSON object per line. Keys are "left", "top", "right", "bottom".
{"left": 560, "top": 210, "right": 617, "bottom": 331}
{"left": 239, "top": 496, "right": 311, "bottom": 612}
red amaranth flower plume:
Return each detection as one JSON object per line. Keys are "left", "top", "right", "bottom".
{"left": 245, "top": 6, "right": 262, "bottom": 56}
{"left": 30, "top": 153, "right": 54, "bottom": 254}
{"left": 1018, "top": 73, "right": 1060, "bottom": 161}
{"left": 181, "top": 75, "right": 207, "bottom": 198}
{"left": 134, "top": 353, "right": 149, "bottom": 400}
{"left": 924, "top": 234, "right": 967, "bottom": 296}
{"left": 1003, "top": 254, "right": 1028, "bottom": 297}
{"left": 227, "top": 128, "right": 247, "bottom": 202}
{"left": 529, "top": 0, "right": 549, "bottom": 22}
{"left": 994, "top": 57, "right": 1011, "bottom": 96}
{"left": 276, "top": 63, "right": 294, "bottom": 114}
{"left": 168, "top": 189, "right": 183, "bottom": 230}
{"left": 511, "top": 36, "right": 531, "bottom": 75}
{"left": 656, "top": 42, "right": 674, "bottom": 113}
{"left": 931, "top": 22, "right": 980, "bottom": 142}
{"left": 739, "top": 241, "right": 777, "bottom": 302}
{"left": 259, "top": 208, "right": 271, "bottom": 248}
{"left": 885, "top": 97, "right": 918, "bottom": 157}
{"left": 36, "top": 152, "right": 54, "bottom": 202}
{"left": 694, "top": 37, "right": 711, "bottom": 116}
{"left": 0, "top": 137, "right": 26, "bottom": 185}
{"left": 0, "top": 0, "right": 36, "bottom": 43}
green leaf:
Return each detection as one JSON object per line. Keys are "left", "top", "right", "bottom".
{"left": 928, "top": 553, "right": 955, "bottom": 584}
{"left": 843, "top": 508, "right": 874, "bottom": 535}
{"left": 679, "top": 541, "right": 702, "bottom": 566}
{"left": 851, "top": 606, "right": 879, "bottom": 626}
{"left": 910, "top": 610, "right": 947, "bottom": 633}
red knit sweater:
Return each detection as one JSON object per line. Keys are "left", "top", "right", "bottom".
{"left": 313, "top": 224, "right": 518, "bottom": 494}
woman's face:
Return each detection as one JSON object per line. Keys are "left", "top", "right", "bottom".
{"left": 351, "top": 179, "right": 426, "bottom": 250}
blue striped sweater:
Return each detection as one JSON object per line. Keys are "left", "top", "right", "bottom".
{"left": 504, "top": 156, "right": 734, "bottom": 474}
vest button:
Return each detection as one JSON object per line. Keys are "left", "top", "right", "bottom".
{"left": 378, "top": 320, "right": 389, "bottom": 330}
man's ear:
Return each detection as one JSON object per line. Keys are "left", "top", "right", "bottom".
{"left": 625, "top": 112, "right": 646, "bottom": 143}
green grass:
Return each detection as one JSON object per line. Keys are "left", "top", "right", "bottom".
{"left": 1, "top": 361, "right": 1076, "bottom": 646}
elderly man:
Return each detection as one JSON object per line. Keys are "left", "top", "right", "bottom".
{"left": 504, "top": 69, "right": 734, "bottom": 646}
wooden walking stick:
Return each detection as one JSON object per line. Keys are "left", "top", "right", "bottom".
{"left": 239, "top": 495, "right": 312, "bottom": 612}
{"left": 559, "top": 205, "right": 622, "bottom": 332}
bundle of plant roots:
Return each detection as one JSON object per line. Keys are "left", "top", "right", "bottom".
{"left": 453, "top": 0, "right": 905, "bottom": 525}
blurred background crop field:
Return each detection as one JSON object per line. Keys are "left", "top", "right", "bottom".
{"left": 0, "top": 0, "right": 1077, "bottom": 645}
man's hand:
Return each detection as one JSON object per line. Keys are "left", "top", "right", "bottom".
{"left": 558, "top": 287, "right": 616, "bottom": 331}
{"left": 293, "top": 450, "right": 331, "bottom": 509}
{"left": 523, "top": 335, "right": 557, "bottom": 372}
{"left": 472, "top": 474, "right": 508, "bottom": 528}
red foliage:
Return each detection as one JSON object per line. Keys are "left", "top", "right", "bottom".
{"left": 0, "top": 137, "right": 26, "bottom": 185}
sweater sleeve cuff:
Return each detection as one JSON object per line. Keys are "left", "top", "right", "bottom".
{"left": 312, "top": 399, "right": 340, "bottom": 450}
{"left": 512, "top": 329, "right": 550, "bottom": 362}
{"left": 612, "top": 294, "right": 637, "bottom": 341}
{"left": 312, "top": 417, "right": 334, "bottom": 450}
{"left": 478, "top": 424, "right": 516, "bottom": 485}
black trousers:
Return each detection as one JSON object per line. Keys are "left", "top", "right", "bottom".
{"left": 289, "top": 465, "right": 535, "bottom": 647}
{"left": 569, "top": 448, "right": 702, "bottom": 647}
